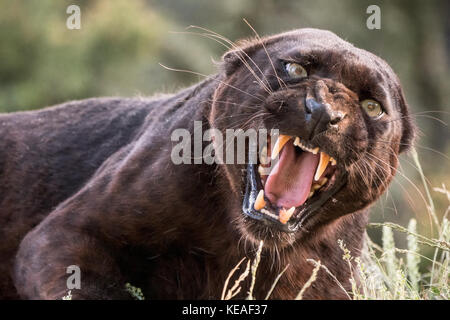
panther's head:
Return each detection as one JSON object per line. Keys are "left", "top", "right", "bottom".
{"left": 209, "top": 28, "right": 415, "bottom": 247}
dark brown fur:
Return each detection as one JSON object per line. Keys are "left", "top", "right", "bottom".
{"left": 0, "top": 29, "right": 414, "bottom": 299}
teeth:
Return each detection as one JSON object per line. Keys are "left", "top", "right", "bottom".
{"left": 312, "top": 183, "right": 321, "bottom": 190}
{"left": 279, "top": 207, "right": 295, "bottom": 224}
{"left": 314, "top": 152, "right": 330, "bottom": 181}
{"left": 254, "top": 190, "right": 266, "bottom": 211}
{"left": 271, "top": 134, "right": 292, "bottom": 160}
{"left": 309, "top": 177, "right": 328, "bottom": 197}
{"left": 319, "top": 177, "right": 328, "bottom": 187}
{"left": 292, "top": 137, "right": 337, "bottom": 168}
{"left": 275, "top": 136, "right": 335, "bottom": 183}
{"left": 261, "top": 208, "right": 279, "bottom": 220}
{"left": 293, "top": 137, "right": 320, "bottom": 154}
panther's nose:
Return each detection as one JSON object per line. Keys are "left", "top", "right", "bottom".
{"left": 304, "top": 98, "right": 345, "bottom": 139}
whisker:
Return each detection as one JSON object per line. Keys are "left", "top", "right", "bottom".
{"left": 172, "top": 31, "right": 273, "bottom": 95}
{"left": 186, "top": 26, "right": 274, "bottom": 93}
{"left": 159, "top": 63, "right": 264, "bottom": 102}
{"left": 364, "top": 151, "right": 433, "bottom": 225}
{"left": 206, "top": 99, "right": 260, "bottom": 110}
{"left": 356, "top": 150, "right": 421, "bottom": 219}
{"left": 410, "top": 110, "right": 450, "bottom": 115}
{"left": 243, "top": 19, "right": 287, "bottom": 91}
{"left": 373, "top": 139, "right": 450, "bottom": 162}
{"left": 385, "top": 114, "right": 447, "bottom": 126}
{"left": 370, "top": 143, "right": 435, "bottom": 186}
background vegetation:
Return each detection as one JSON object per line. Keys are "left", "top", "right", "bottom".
{"left": 1, "top": 0, "right": 448, "bottom": 298}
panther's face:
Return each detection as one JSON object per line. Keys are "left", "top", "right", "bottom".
{"left": 209, "top": 28, "right": 414, "bottom": 247}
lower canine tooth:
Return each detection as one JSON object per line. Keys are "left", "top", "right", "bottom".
{"left": 319, "top": 177, "right": 328, "bottom": 187}
{"left": 330, "top": 157, "right": 337, "bottom": 166}
{"left": 314, "top": 152, "right": 330, "bottom": 181}
{"left": 308, "top": 191, "right": 314, "bottom": 199}
{"left": 279, "top": 207, "right": 295, "bottom": 224}
{"left": 271, "top": 134, "right": 292, "bottom": 160}
{"left": 254, "top": 190, "right": 266, "bottom": 211}
{"left": 312, "top": 183, "right": 321, "bottom": 190}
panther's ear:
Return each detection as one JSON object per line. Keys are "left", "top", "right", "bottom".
{"left": 222, "top": 50, "right": 243, "bottom": 76}
{"left": 397, "top": 87, "right": 416, "bottom": 153}
{"left": 221, "top": 39, "right": 260, "bottom": 76}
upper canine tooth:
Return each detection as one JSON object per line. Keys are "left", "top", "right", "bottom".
{"left": 314, "top": 152, "right": 330, "bottom": 181}
{"left": 254, "top": 190, "right": 266, "bottom": 211}
{"left": 279, "top": 207, "right": 295, "bottom": 224}
{"left": 271, "top": 134, "right": 292, "bottom": 160}
{"left": 330, "top": 157, "right": 337, "bottom": 166}
{"left": 319, "top": 177, "right": 328, "bottom": 187}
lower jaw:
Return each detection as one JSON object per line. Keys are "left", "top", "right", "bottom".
{"left": 242, "top": 163, "right": 347, "bottom": 233}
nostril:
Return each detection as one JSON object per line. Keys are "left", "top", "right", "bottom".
{"left": 329, "top": 117, "right": 341, "bottom": 125}
{"left": 329, "top": 112, "right": 345, "bottom": 125}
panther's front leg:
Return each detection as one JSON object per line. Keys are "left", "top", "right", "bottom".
{"left": 13, "top": 213, "right": 130, "bottom": 300}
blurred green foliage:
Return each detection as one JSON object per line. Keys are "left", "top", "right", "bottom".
{"left": 0, "top": 0, "right": 449, "bottom": 246}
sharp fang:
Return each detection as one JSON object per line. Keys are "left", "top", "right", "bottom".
{"left": 293, "top": 137, "right": 319, "bottom": 155}
{"left": 254, "top": 190, "right": 266, "bottom": 211}
{"left": 330, "top": 157, "right": 337, "bottom": 166}
{"left": 271, "top": 134, "right": 292, "bottom": 160}
{"left": 319, "top": 177, "right": 328, "bottom": 187}
{"left": 312, "top": 183, "right": 321, "bottom": 190}
{"left": 279, "top": 207, "right": 295, "bottom": 224}
{"left": 308, "top": 191, "right": 314, "bottom": 199}
{"left": 314, "top": 152, "right": 330, "bottom": 181}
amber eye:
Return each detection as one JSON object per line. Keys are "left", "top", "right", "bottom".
{"left": 285, "top": 62, "right": 307, "bottom": 79}
{"left": 361, "top": 99, "right": 384, "bottom": 118}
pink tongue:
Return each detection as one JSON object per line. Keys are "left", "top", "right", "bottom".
{"left": 265, "top": 142, "right": 319, "bottom": 208}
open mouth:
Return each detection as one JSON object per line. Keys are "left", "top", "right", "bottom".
{"left": 242, "top": 134, "right": 347, "bottom": 232}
